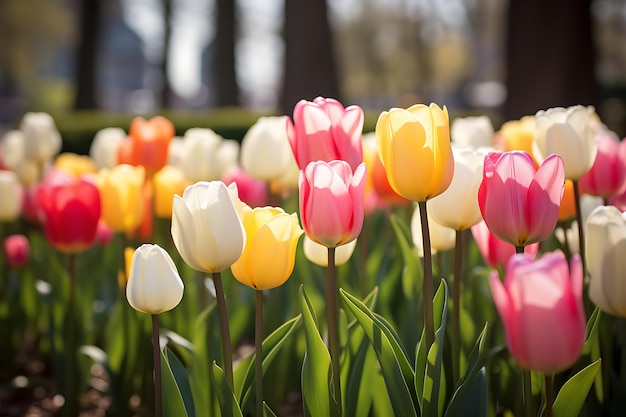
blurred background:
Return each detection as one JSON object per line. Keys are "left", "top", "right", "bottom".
{"left": 0, "top": 0, "right": 625, "bottom": 136}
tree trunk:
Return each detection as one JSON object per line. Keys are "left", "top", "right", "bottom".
{"left": 73, "top": 0, "right": 101, "bottom": 110}
{"left": 160, "top": 0, "right": 173, "bottom": 108}
{"left": 280, "top": 0, "right": 340, "bottom": 115}
{"left": 504, "top": 0, "right": 598, "bottom": 119}
{"left": 214, "top": 0, "right": 240, "bottom": 107}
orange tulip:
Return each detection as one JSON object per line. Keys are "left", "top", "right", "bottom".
{"left": 126, "top": 116, "right": 175, "bottom": 175}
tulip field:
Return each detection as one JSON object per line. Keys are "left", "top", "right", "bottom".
{"left": 1, "top": 100, "right": 626, "bottom": 417}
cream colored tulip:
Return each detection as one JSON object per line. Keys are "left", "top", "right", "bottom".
{"left": 429, "top": 146, "right": 486, "bottom": 230}
{"left": 533, "top": 105, "right": 598, "bottom": 180}
{"left": 241, "top": 116, "right": 297, "bottom": 181}
{"left": 20, "top": 112, "right": 62, "bottom": 162}
{"left": 450, "top": 115, "right": 494, "bottom": 149}
{"left": 1, "top": 130, "right": 25, "bottom": 170}
{"left": 175, "top": 128, "right": 223, "bottom": 182}
{"left": 0, "top": 170, "right": 22, "bottom": 222}
{"left": 89, "top": 127, "right": 127, "bottom": 169}
{"left": 303, "top": 235, "right": 357, "bottom": 267}
{"left": 585, "top": 205, "right": 626, "bottom": 317}
{"left": 215, "top": 139, "right": 240, "bottom": 180}
{"left": 171, "top": 181, "right": 245, "bottom": 273}
{"left": 126, "top": 244, "right": 184, "bottom": 314}
{"left": 555, "top": 195, "right": 603, "bottom": 253}
{"left": 411, "top": 202, "right": 456, "bottom": 256}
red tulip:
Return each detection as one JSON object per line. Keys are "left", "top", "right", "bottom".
{"left": 287, "top": 97, "right": 364, "bottom": 171}
{"left": 299, "top": 160, "right": 366, "bottom": 248}
{"left": 578, "top": 133, "right": 626, "bottom": 200}
{"left": 37, "top": 178, "right": 101, "bottom": 253}
{"left": 490, "top": 251, "right": 586, "bottom": 373}
{"left": 471, "top": 220, "right": 539, "bottom": 269}
{"left": 478, "top": 151, "right": 564, "bottom": 247}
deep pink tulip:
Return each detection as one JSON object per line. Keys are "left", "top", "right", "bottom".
{"left": 38, "top": 178, "right": 101, "bottom": 253}
{"left": 478, "top": 151, "right": 564, "bottom": 247}
{"left": 471, "top": 220, "right": 539, "bottom": 269}
{"left": 223, "top": 167, "right": 268, "bottom": 208}
{"left": 579, "top": 133, "right": 626, "bottom": 199}
{"left": 299, "top": 160, "right": 366, "bottom": 247}
{"left": 287, "top": 97, "right": 364, "bottom": 171}
{"left": 4, "top": 234, "right": 30, "bottom": 267}
{"left": 490, "top": 251, "right": 586, "bottom": 373}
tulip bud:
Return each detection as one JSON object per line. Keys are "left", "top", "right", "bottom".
{"left": 20, "top": 112, "right": 62, "bottom": 163}
{"left": 126, "top": 244, "right": 184, "bottom": 314}
{"left": 450, "top": 115, "right": 494, "bottom": 149}
{"left": 89, "top": 127, "right": 127, "bottom": 169}
{"left": 4, "top": 234, "right": 30, "bottom": 268}
{"left": 0, "top": 170, "right": 23, "bottom": 222}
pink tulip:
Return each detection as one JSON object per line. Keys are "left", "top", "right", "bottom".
{"left": 490, "top": 251, "right": 586, "bottom": 373}
{"left": 222, "top": 167, "right": 268, "bottom": 208}
{"left": 4, "top": 234, "right": 30, "bottom": 267}
{"left": 471, "top": 220, "right": 539, "bottom": 269}
{"left": 299, "top": 160, "right": 366, "bottom": 247}
{"left": 478, "top": 151, "right": 564, "bottom": 247}
{"left": 287, "top": 97, "right": 364, "bottom": 171}
{"left": 579, "top": 133, "right": 626, "bottom": 199}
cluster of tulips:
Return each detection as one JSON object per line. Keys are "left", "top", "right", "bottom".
{"left": 1, "top": 98, "right": 626, "bottom": 417}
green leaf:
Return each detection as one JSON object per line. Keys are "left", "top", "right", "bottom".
{"left": 389, "top": 213, "right": 423, "bottom": 299}
{"left": 581, "top": 307, "right": 601, "bottom": 356}
{"left": 161, "top": 348, "right": 190, "bottom": 417}
{"left": 552, "top": 359, "right": 602, "bottom": 417}
{"left": 263, "top": 402, "right": 278, "bottom": 417}
{"left": 344, "top": 337, "right": 376, "bottom": 417}
{"left": 210, "top": 361, "right": 243, "bottom": 417}
{"left": 189, "top": 305, "right": 221, "bottom": 417}
{"left": 164, "top": 348, "right": 196, "bottom": 417}
{"left": 340, "top": 288, "right": 417, "bottom": 417}
{"left": 300, "top": 285, "right": 340, "bottom": 417}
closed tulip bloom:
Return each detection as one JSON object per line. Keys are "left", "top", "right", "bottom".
{"left": 153, "top": 165, "right": 189, "bottom": 218}
{"left": 498, "top": 116, "right": 536, "bottom": 159}
{"left": 171, "top": 181, "right": 245, "bottom": 273}
{"left": 578, "top": 133, "right": 626, "bottom": 199}
{"left": 471, "top": 220, "right": 539, "bottom": 269}
{"left": 490, "top": 251, "right": 586, "bottom": 373}
{"left": 55, "top": 152, "right": 97, "bottom": 178}
{"left": 478, "top": 151, "right": 565, "bottom": 247}
{"left": 38, "top": 179, "right": 101, "bottom": 253}
{"left": 1, "top": 130, "right": 25, "bottom": 170}
{"left": 20, "top": 112, "right": 62, "bottom": 162}
{"left": 0, "top": 170, "right": 23, "bottom": 222}
{"left": 375, "top": 103, "right": 454, "bottom": 202}
{"left": 299, "top": 160, "right": 366, "bottom": 248}
{"left": 533, "top": 105, "right": 597, "bottom": 181}
{"left": 89, "top": 127, "right": 126, "bottom": 169}
{"left": 4, "top": 234, "right": 30, "bottom": 268}
{"left": 450, "top": 115, "right": 494, "bottom": 148}
{"left": 411, "top": 203, "right": 456, "bottom": 256}
{"left": 127, "top": 116, "right": 175, "bottom": 174}
{"left": 126, "top": 244, "right": 184, "bottom": 314}
{"left": 303, "top": 235, "right": 357, "bottom": 267}
{"left": 222, "top": 167, "right": 268, "bottom": 208}
{"left": 362, "top": 132, "right": 408, "bottom": 208}
{"left": 558, "top": 180, "right": 577, "bottom": 222}
{"left": 287, "top": 97, "right": 364, "bottom": 171}
{"left": 231, "top": 206, "right": 303, "bottom": 290}
{"left": 241, "top": 116, "right": 298, "bottom": 182}
{"left": 585, "top": 205, "right": 626, "bottom": 317}
{"left": 429, "top": 147, "right": 486, "bottom": 230}
{"left": 174, "top": 128, "right": 223, "bottom": 182}
{"left": 97, "top": 164, "right": 145, "bottom": 233}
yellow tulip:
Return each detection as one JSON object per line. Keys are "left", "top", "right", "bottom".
{"left": 153, "top": 165, "right": 189, "bottom": 218}
{"left": 55, "top": 152, "right": 97, "bottom": 178}
{"left": 499, "top": 116, "right": 537, "bottom": 163}
{"left": 231, "top": 206, "right": 303, "bottom": 290}
{"left": 97, "top": 164, "right": 145, "bottom": 233}
{"left": 375, "top": 103, "right": 454, "bottom": 202}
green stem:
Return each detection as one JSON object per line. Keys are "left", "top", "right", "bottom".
{"left": 516, "top": 245, "right": 525, "bottom": 255}
{"left": 62, "top": 253, "right": 79, "bottom": 417}
{"left": 418, "top": 201, "right": 434, "bottom": 348}
{"left": 573, "top": 180, "right": 586, "bottom": 273}
{"left": 152, "top": 314, "right": 163, "bottom": 417}
{"left": 327, "top": 246, "right": 342, "bottom": 412}
{"left": 523, "top": 369, "right": 533, "bottom": 417}
{"left": 544, "top": 374, "right": 554, "bottom": 417}
{"left": 255, "top": 290, "right": 264, "bottom": 417}
{"left": 452, "top": 229, "right": 464, "bottom": 383}
{"left": 212, "top": 271, "right": 234, "bottom": 390}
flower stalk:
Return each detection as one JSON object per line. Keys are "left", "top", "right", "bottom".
{"left": 213, "top": 271, "right": 234, "bottom": 390}
{"left": 419, "top": 201, "right": 434, "bottom": 348}
{"left": 152, "top": 314, "right": 163, "bottom": 417}
{"left": 327, "top": 246, "right": 342, "bottom": 411}
{"left": 255, "top": 289, "right": 264, "bottom": 417}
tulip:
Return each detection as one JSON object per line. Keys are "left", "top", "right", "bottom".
{"left": 215, "top": 139, "right": 241, "bottom": 181}
{"left": 429, "top": 147, "right": 486, "bottom": 231}
{"left": 478, "top": 151, "right": 565, "bottom": 247}
{"left": 0, "top": 130, "right": 25, "bottom": 170}
{"left": 471, "top": 220, "right": 539, "bottom": 269}
{"left": 411, "top": 202, "right": 456, "bottom": 256}
{"left": 375, "top": 103, "right": 454, "bottom": 202}
{"left": 303, "top": 235, "right": 357, "bottom": 267}
{"left": 222, "top": 167, "right": 268, "bottom": 208}
{"left": 450, "top": 115, "right": 494, "bottom": 149}
{"left": 4, "top": 234, "right": 30, "bottom": 268}
{"left": 299, "top": 160, "right": 366, "bottom": 248}
{"left": 37, "top": 178, "right": 101, "bottom": 253}
{"left": 555, "top": 195, "right": 602, "bottom": 254}
{"left": 241, "top": 116, "right": 298, "bottom": 182}
{"left": 585, "top": 205, "right": 626, "bottom": 317}
{"left": 533, "top": 105, "right": 597, "bottom": 181}
{"left": 127, "top": 116, "right": 175, "bottom": 174}
{"left": 171, "top": 181, "right": 245, "bottom": 273}
{"left": 20, "top": 112, "right": 62, "bottom": 163}
{"left": 287, "top": 97, "right": 364, "bottom": 171}
{"left": 558, "top": 180, "right": 577, "bottom": 223}
{"left": 97, "top": 164, "right": 146, "bottom": 233}
{"left": 490, "top": 251, "right": 586, "bottom": 373}
{"left": 231, "top": 206, "right": 303, "bottom": 290}
{"left": 55, "top": 152, "right": 97, "bottom": 178}
{"left": 153, "top": 166, "right": 189, "bottom": 218}
{"left": 0, "top": 170, "right": 23, "bottom": 222}
{"left": 498, "top": 116, "right": 536, "bottom": 161}
{"left": 578, "top": 132, "right": 626, "bottom": 200}
{"left": 89, "top": 127, "right": 127, "bottom": 169}
{"left": 126, "top": 244, "right": 184, "bottom": 314}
